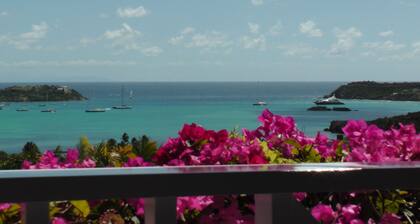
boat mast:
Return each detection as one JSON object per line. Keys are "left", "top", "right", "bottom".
{"left": 121, "top": 85, "right": 125, "bottom": 106}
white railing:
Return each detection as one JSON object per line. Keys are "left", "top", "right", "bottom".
{"left": 0, "top": 162, "right": 419, "bottom": 224}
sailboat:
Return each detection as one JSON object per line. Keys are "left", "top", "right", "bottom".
{"left": 85, "top": 91, "right": 107, "bottom": 113}
{"left": 112, "top": 86, "right": 132, "bottom": 110}
{"left": 17, "top": 99, "right": 29, "bottom": 112}
{"left": 40, "top": 93, "right": 56, "bottom": 113}
{"left": 16, "top": 107, "right": 29, "bottom": 112}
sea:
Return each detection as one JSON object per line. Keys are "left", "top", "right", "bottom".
{"left": 1, "top": 82, "right": 420, "bottom": 153}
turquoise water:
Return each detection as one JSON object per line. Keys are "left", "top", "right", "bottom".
{"left": 1, "top": 82, "right": 420, "bottom": 152}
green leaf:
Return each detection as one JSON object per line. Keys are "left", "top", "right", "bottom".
{"left": 71, "top": 200, "right": 90, "bottom": 217}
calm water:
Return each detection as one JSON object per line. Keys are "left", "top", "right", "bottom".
{"left": 1, "top": 82, "right": 420, "bottom": 152}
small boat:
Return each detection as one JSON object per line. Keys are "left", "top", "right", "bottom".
{"left": 113, "top": 85, "right": 132, "bottom": 110}
{"left": 41, "top": 109, "right": 56, "bottom": 113}
{"left": 85, "top": 108, "right": 106, "bottom": 113}
{"left": 314, "top": 95, "right": 344, "bottom": 105}
{"left": 16, "top": 108, "right": 29, "bottom": 112}
{"left": 253, "top": 101, "right": 268, "bottom": 106}
{"left": 39, "top": 104, "right": 47, "bottom": 107}
{"left": 112, "top": 105, "right": 132, "bottom": 110}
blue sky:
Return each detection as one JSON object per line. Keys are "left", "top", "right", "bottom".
{"left": 0, "top": 0, "right": 419, "bottom": 82}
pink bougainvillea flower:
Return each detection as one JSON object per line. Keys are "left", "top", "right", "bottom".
{"left": 176, "top": 196, "right": 214, "bottom": 219}
{"left": 51, "top": 217, "right": 68, "bottom": 224}
{"left": 341, "top": 204, "right": 362, "bottom": 222}
{"left": 342, "top": 120, "right": 368, "bottom": 139}
{"left": 127, "top": 198, "right": 145, "bottom": 216}
{"left": 380, "top": 213, "right": 401, "bottom": 224}
{"left": 0, "top": 203, "right": 11, "bottom": 212}
{"left": 38, "top": 150, "right": 60, "bottom": 169}
{"left": 79, "top": 158, "right": 96, "bottom": 168}
{"left": 123, "top": 157, "right": 145, "bottom": 167}
{"left": 311, "top": 204, "right": 337, "bottom": 224}
{"left": 293, "top": 192, "right": 307, "bottom": 202}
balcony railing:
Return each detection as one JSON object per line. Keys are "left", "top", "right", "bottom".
{"left": 1, "top": 162, "right": 419, "bottom": 224}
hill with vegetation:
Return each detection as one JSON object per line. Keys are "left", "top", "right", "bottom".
{"left": 328, "top": 81, "right": 420, "bottom": 101}
{"left": 0, "top": 85, "right": 86, "bottom": 102}
{"left": 326, "top": 111, "right": 420, "bottom": 134}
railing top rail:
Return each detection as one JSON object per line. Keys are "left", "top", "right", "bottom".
{"left": 0, "top": 162, "right": 419, "bottom": 179}
{"left": 0, "top": 162, "right": 419, "bottom": 203}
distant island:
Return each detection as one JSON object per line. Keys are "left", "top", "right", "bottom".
{"left": 0, "top": 85, "right": 87, "bottom": 102}
{"left": 328, "top": 81, "right": 420, "bottom": 101}
{"left": 326, "top": 111, "right": 420, "bottom": 134}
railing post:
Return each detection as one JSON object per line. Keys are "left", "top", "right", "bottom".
{"left": 144, "top": 197, "right": 177, "bottom": 224}
{"left": 255, "top": 194, "right": 316, "bottom": 224}
{"left": 23, "top": 201, "right": 49, "bottom": 224}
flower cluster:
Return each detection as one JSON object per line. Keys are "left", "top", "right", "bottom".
{"left": 311, "top": 203, "right": 401, "bottom": 224}
{"left": 22, "top": 149, "right": 96, "bottom": 169}
{"left": 244, "top": 109, "right": 339, "bottom": 160}
{"left": 0, "top": 109, "right": 418, "bottom": 223}
{"left": 343, "top": 120, "right": 420, "bottom": 162}
{"left": 154, "top": 123, "right": 267, "bottom": 165}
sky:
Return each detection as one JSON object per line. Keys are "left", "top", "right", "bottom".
{"left": 0, "top": 0, "right": 419, "bottom": 82}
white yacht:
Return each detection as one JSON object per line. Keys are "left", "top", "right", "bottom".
{"left": 253, "top": 101, "right": 268, "bottom": 106}
{"left": 314, "top": 95, "right": 344, "bottom": 105}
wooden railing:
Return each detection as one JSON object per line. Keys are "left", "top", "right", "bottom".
{"left": 0, "top": 162, "right": 419, "bottom": 224}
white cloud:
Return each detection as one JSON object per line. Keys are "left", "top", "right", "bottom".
{"left": 20, "top": 22, "right": 48, "bottom": 40}
{"left": 0, "top": 22, "right": 49, "bottom": 50}
{"left": 169, "top": 28, "right": 232, "bottom": 52}
{"left": 142, "top": 46, "right": 163, "bottom": 56}
{"left": 0, "top": 60, "right": 139, "bottom": 67}
{"left": 248, "top": 23, "right": 260, "bottom": 34}
{"left": 117, "top": 6, "right": 148, "bottom": 18}
{"left": 101, "top": 23, "right": 162, "bottom": 56}
{"left": 376, "top": 41, "right": 420, "bottom": 61}
{"left": 363, "top": 40, "right": 405, "bottom": 51}
{"left": 251, "top": 0, "right": 264, "bottom": 6}
{"left": 104, "top": 23, "right": 142, "bottom": 50}
{"left": 361, "top": 51, "right": 375, "bottom": 57}
{"left": 269, "top": 21, "right": 282, "bottom": 36}
{"left": 181, "top": 27, "right": 195, "bottom": 35}
{"left": 278, "top": 44, "right": 320, "bottom": 57}
{"left": 168, "top": 36, "right": 184, "bottom": 45}
{"left": 412, "top": 41, "right": 420, "bottom": 54}
{"left": 240, "top": 35, "right": 266, "bottom": 50}
{"left": 187, "top": 32, "right": 231, "bottom": 49}
{"left": 168, "top": 27, "right": 195, "bottom": 45}
{"left": 329, "top": 27, "right": 362, "bottom": 55}
{"left": 0, "top": 11, "right": 8, "bottom": 16}
{"left": 378, "top": 30, "right": 394, "bottom": 37}
{"left": 104, "top": 23, "right": 140, "bottom": 39}
{"left": 299, "top": 20, "right": 323, "bottom": 37}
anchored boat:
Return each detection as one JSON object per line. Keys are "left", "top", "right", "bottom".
{"left": 85, "top": 108, "right": 106, "bottom": 113}
{"left": 314, "top": 95, "right": 344, "bottom": 105}
{"left": 41, "top": 109, "right": 56, "bottom": 113}
{"left": 112, "top": 85, "right": 132, "bottom": 110}
{"left": 253, "top": 101, "right": 268, "bottom": 106}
